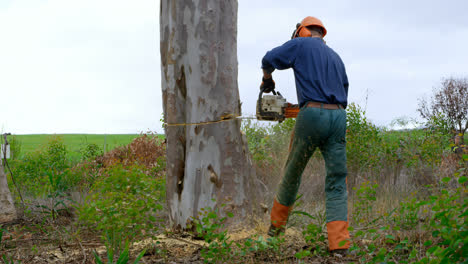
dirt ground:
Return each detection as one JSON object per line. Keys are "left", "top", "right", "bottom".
{"left": 0, "top": 215, "right": 357, "bottom": 264}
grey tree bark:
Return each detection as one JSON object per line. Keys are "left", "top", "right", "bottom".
{"left": 0, "top": 162, "right": 17, "bottom": 223}
{"left": 160, "top": 0, "right": 258, "bottom": 228}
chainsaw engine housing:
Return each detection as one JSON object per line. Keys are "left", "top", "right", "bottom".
{"left": 256, "top": 94, "right": 288, "bottom": 122}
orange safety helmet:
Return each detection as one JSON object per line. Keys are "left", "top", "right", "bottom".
{"left": 292, "top": 16, "right": 327, "bottom": 39}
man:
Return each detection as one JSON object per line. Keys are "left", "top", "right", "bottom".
{"left": 260, "top": 16, "right": 350, "bottom": 254}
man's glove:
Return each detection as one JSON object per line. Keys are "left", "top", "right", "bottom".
{"left": 260, "top": 77, "right": 275, "bottom": 93}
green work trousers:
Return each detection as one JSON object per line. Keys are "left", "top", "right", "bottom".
{"left": 276, "top": 106, "right": 348, "bottom": 223}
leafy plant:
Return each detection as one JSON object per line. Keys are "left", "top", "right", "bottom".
{"left": 191, "top": 205, "right": 234, "bottom": 263}
{"left": 347, "top": 155, "right": 467, "bottom": 264}
{"left": 93, "top": 232, "right": 145, "bottom": 264}
{"left": 1, "top": 228, "right": 21, "bottom": 264}
{"left": 35, "top": 168, "right": 71, "bottom": 220}
{"left": 295, "top": 222, "right": 329, "bottom": 259}
{"left": 353, "top": 180, "right": 378, "bottom": 226}
{"left": 421, "top": 173, "right": 468, "bottom": 263}
{"left": 237, "top": 235, "right": 284, "bottom": 259}
{"left": 346, "top": 103, "right": 383, "bottom": 182}
{"left": 80, "top": 142, "right": 103, "bottom": 161}
{"left": 392, "top": 193, "right": 424, "bottom": 230}
{"left": 6, "top": 136, "right": 71, "bottom": 197}
{"left": 78, "top": 164, "right": 164, "bottom": 247}
{"left": 241, "top": 119, "right": 272, "bottom": 163}
{"left": 46, "top": 136, "right": 68, "bottom": 171}
{"left": 1, "top": 255, "right": 21, "bottom": 264}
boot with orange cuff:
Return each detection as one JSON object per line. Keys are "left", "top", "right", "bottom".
{"left": 327, "top": 220, "right": 350, "bottom": 251}
{"left": 267, "top": 199, "right": 292, "bottom": 236}
{"left": 268, "top": 198, "right": 350, "bottom": 253}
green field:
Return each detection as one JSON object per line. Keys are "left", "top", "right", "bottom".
{"left": 6, "top": 134, "right": 141, "bottom": 158}
{"left": 382, "top": 129, "right": 468, "bottom": 145}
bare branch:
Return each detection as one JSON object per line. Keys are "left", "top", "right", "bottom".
{"left": 417, "top": 77, "right": 468, "bottom": 139}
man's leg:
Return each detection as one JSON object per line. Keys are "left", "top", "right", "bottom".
{"left": 270, "top": 110, "right": 319, "bottom": 234}
{"left": 320, "top": 110, "right": 350, "bottom": 251}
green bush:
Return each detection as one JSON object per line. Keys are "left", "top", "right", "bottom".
{"left": 46, "top": 136, "right": 68, "bottom": 171}
{"left": 421, "top": 171, "right": 467, "bottom": 263}
{"left": 392, "top": 193, "right": 424, "bottom": 230}
{"left": 241, "top": 119, "right": 271, "bottom": 164}
{"left": 80, "top": 143, "right": 103, "bottom": 161}
{"left": 191, "top": 205, "right": 234, "bottom": 263}
{"left": 190, "top": 205, "right": 285, "bottom": 263}
{"left": 346, "top": 103, "right": 383, "bottom": 178}
{"left": 295, "top": 222, "right": 328, "bottom": 259}
{"left": 347, "top": 155, "right": 467, "bottom": 264}
{"left": 93, "top": 233, "right": 146, "bottom": 264}
{"left": 237, "top": 235, "right": 283, "bottom": 258}
{"left": 241, "top": 118, "right": 296, "bottom": 165}
{"left": 353, "top": 180, "right": 378, "bottom": 226}
{"left": 78, "top": 164, "right": 165, "bottom": 247}
{"left": 8, "top": 136, "right": 71, "bottom": 197}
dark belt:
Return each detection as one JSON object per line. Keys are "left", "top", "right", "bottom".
{"left": 305, "top": 101, "right": 344, "bottom": 110}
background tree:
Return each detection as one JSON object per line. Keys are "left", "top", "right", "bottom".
{"left": 418, "top": 77, "right": 468, "bottom": 141}
{"left": 160, "top": 0, "right": 258, "bottom": 229}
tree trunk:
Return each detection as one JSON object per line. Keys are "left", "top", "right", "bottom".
{"left": 0, "top": 162, "right": 17, "bottom": 223}
{"left": 160, "top": 0, "right": 258, "bottom": 229}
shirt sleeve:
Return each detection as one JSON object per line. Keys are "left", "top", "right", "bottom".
{"left": 261, "top": 39, "right": 300, "bottom": 71}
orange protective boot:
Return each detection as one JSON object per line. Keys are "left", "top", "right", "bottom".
{"left": 268, "top": 199, "right": 292, "bottom": 237}
{"left": 327, "top": 221, "right": 350, "bottom": 251}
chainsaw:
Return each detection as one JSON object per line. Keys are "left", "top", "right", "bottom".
{"left": 256, "top": 89, "right": 300, "bottom": 122}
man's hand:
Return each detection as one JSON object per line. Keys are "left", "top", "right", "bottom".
{"left": 260, "top": 76, "right": 275, "bottom": 93}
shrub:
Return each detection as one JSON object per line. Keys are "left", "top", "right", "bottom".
{"left": 295, "top": 222, "right": 328, "bottom": 259}
{"left": 346, "top": 103, "right": 383, "bottom": 181}
{"left": 77, "top": 164, "right": 165, "bottom": 248}
{"left": 191, "top": 205, "right": 234, "bottom": 263}
{"left": 241, "top": 119, "right": 271, "bottom": 164}
{"left": 99, "top": 134, "right": 165, "bottom": 170}
{"left": 80, "top": 143, "right": 103, "bottom": 161}
{"left": 353, "top": 180, "right": 379, "bottom": 226}
{"left": 46, "top": 136, "right": 68, "bottom": 171}
{"left": 7, "top": 136, "right": 71, "bottom": 197}
{"left": 422, "top": 170, "right": 468, "bottom": 263}
{"left": 392, "top": 193, "right": 424, "bottom": 230}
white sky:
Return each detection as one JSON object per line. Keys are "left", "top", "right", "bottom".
{"left": 0, "top": 0, "right": 467, "bottom": 134}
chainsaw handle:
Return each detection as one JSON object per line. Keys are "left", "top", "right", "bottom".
{"left": 260, "top": 87, "right": 278, "bottom": 96}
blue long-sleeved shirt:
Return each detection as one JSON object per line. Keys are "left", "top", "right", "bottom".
{"left": 262, "top": 37, "right": 349, "bottom": 108}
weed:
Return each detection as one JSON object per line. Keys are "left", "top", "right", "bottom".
{"left": 421, "top": 173, "right": 467, "bottom": 263}
{"left": 78, "top": 164, "right": 164, "bottom": 246}
{"left": 1, "top": 255, "right": 21, "bottom": 264}
{"left": 80, "top": 143, "right": 103, "bottom": 161}
{"left": 347, "top": 156, "right": 467, "bottom": 264}
{"left": 241, "top": 119, "right": 272, "bottom": 164}
{"left": 295, "top": 222, "right": 328, "bottom": 259}
{"left": 191, "top": 205, "right": 234, "bottom": 263}
{"left": 93, "top": 232, "right": 145, "bottom": 264}
{"left": 346, "top": 103, "right": 383, "bottom": 183}
{"left": 392, "top": 193, "right": 424, "bottom": 230}
{"left": 1, "top": 228, "right": 21, "bottom": 264}
{"left": 353, "top": 180, "right": 378, "bottom": 226}
{"left": 289, "top": 207, "right": 329, "bottom": 259}
{"left": 237, "top": 235, "right": 284, "bottom": 260}
{"left": 46, "top": 136, "right": 68, "bottom": 171}
{"left": 7, "top": 136, "right": 71, "bottom": 198}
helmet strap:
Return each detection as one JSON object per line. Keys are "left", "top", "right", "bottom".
{"left": 291, "top": 23, "right": 302, "bottom": 39}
